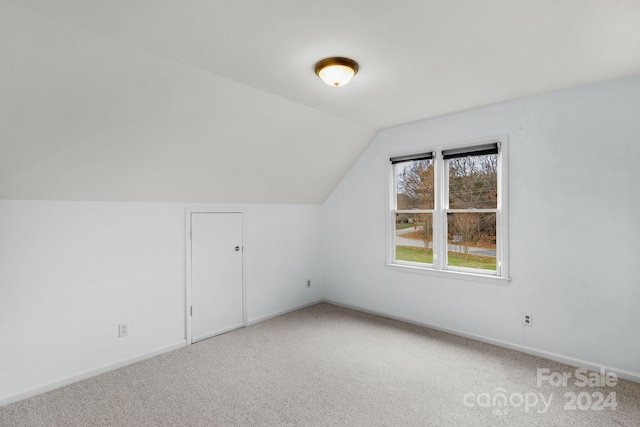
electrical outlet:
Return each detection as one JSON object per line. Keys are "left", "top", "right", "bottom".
{"left": 118, "top": 323, "right": 128, "bottom": 337}
{"left": 306, "top": 279, "right": 311, "bottom": 288}
{"left": 523, "top": 314, "right": 533, "bottom": 326}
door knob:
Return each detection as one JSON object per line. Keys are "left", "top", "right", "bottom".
{"left": 235, "top": 246, "right": 240, "bottom": 251}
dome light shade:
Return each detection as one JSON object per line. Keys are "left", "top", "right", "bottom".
{"left": 314, "top": 57, "right": 359, "bottom": 87}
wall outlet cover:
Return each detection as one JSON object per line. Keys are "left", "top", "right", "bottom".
{"left": 118, "top": 323, "right": 128, "bottom": 337}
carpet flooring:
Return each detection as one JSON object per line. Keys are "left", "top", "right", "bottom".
{"left": 1, "top": 303, "right": 639, "bottom": 426}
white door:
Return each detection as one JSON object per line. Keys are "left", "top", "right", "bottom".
{"left": 190, "top": 212, "right": 243, "bottom": 343}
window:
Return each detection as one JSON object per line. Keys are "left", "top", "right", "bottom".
{"left": 389, "top": 137, "right": 509, "bottom": 283}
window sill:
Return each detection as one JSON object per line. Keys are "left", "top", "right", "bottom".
{"left": 385, "top": 262, "right": 510, "bottom": 286}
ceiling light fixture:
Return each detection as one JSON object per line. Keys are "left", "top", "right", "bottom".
{"left": 314, "top": 57, "right": 359, "bottom": 87}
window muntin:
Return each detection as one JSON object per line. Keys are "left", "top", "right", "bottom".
{"left": 391, "top": 139, "right": 507, "bottom": 279}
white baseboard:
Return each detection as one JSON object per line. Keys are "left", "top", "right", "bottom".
{"left": 5, "top": 298, "right": 637, "bottom": 408}
{"left": 1, "top": 299, "right": 322, "bottom": 407}
{"left": 246, "top": 299, "right": 324, "bottom": 326}
{"left": 0, "top": 341, "right": 186, "bottom": 407}
{"left": 323, "top": 299, "right": 640, "bottom": 384}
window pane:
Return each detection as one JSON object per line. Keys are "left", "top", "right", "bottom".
{"left": 395, "top": 212, "right": 433, "bottom": 264}
{"left": 448, "top": 153, "right": 497, "bottom": 209}
{"left": 396, "top": 159, "right": 435, "bottom": 210}
{"left": 447, "top": 213, "right": 496, "bottom": 270}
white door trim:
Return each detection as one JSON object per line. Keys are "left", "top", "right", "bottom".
{"left": 185, "top": 205, "right": 247, "bottom": 345}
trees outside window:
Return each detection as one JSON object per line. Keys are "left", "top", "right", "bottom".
{"left": 391, "top": 139, "right": 508, "bottom": 279}
{"left": 446, "top": 152, "right": 498, "bottom": 270}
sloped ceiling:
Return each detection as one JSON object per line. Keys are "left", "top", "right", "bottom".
{"left": 2, "top": 0, "right": 640, "bottom": 203}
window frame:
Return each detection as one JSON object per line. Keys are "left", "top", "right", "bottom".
{"left": 387, "top": 136, "right": 510, "bottom": 285}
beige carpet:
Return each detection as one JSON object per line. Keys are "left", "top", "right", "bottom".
{"left": 1, "top": 303, "right": 639, "bottom": 426}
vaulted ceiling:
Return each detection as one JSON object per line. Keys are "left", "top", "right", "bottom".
{"left": 2, "top": 0, "right": 639, "bottom": 203}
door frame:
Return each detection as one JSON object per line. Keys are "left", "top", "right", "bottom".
{"left": 185, "top": 205, "right": 246, "bottom": 345}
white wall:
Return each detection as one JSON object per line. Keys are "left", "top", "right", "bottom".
{"left": 0, "top": 200, "right": 322, "bottom": 404}
{"left": 322, "top": 74, "right": 640, "bottom": 378}
{"left": 245, "top": 205, "right": 323, "bottom": 323}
